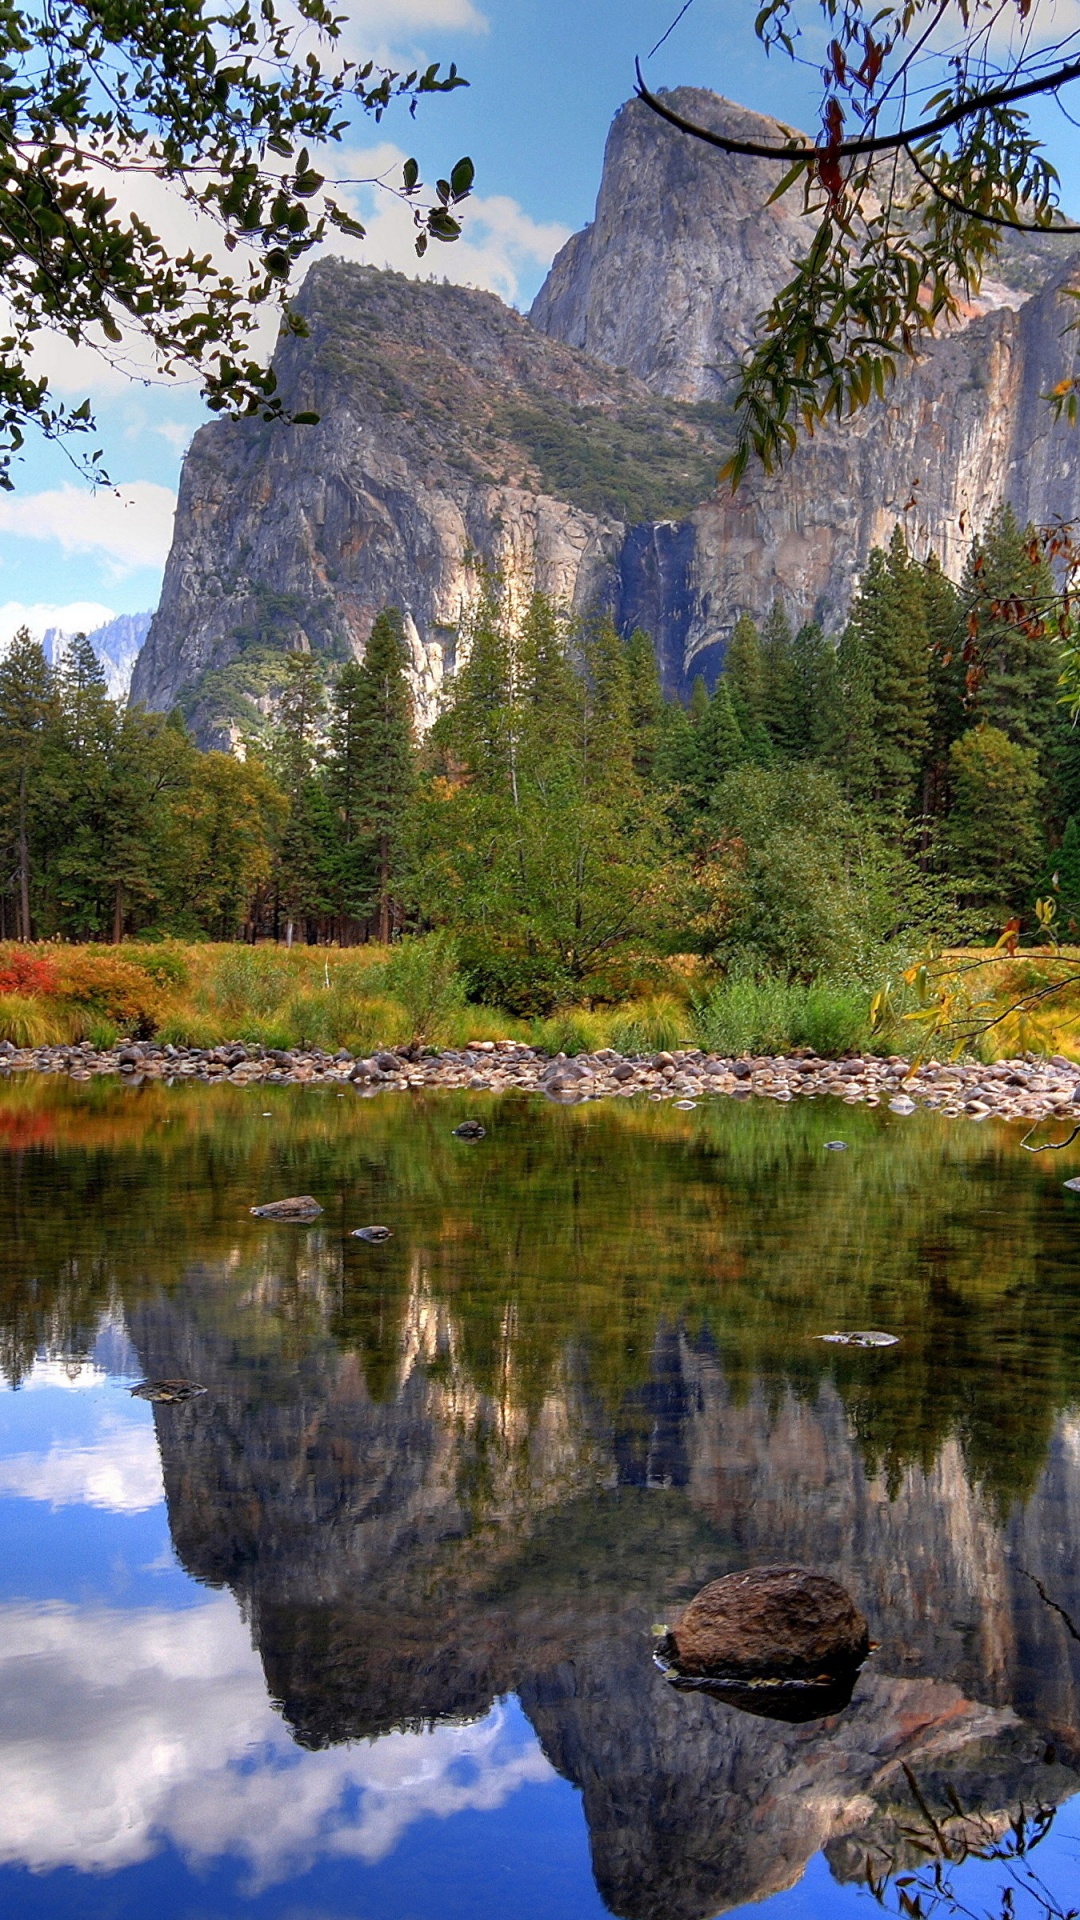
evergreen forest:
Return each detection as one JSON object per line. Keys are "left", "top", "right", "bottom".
{"left": 1, "top": 504, "right": 1075, "bottom": 1026}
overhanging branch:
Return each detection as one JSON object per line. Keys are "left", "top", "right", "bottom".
{"left": 633, "top": 53, "right": 1080, "bottom": 163}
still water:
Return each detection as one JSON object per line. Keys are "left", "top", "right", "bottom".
{"left": 2, "top": 1075, "right": 1080, "bottom": 1920}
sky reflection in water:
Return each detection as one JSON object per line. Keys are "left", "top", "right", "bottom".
{"left": 2, "top": 1078, "right": 1080, "bottom": 1919}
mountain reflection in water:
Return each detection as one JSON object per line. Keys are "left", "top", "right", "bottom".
{"left": 2, "top": 1076, "right": 1080, "bottom": 1919}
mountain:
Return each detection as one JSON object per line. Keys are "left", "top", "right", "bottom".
{"left": 43, "top": 610, "right": 151, "bottom": 702}
{"left": 131, "top": 90, "right": 1080, "bottom": 745}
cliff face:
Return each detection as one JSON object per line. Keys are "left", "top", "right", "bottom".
{"left": 130, "top": 263, "right": 732, "bottom": 742}
{"left": 133, "top": 90, "right": 1080, "bottom": 743}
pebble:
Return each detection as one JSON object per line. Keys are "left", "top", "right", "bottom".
{"left": 3, "top": 1038, "right": 1079, "bottom": 1129}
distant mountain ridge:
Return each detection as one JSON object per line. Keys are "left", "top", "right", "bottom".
{"left": 131, "top": 89, "right": 1080, "bottom": 746}
{"left": 43, "top": 610, "right": 151, "bottom": 702}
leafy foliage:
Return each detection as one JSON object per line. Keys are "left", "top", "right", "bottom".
{"left": 0, "top": 0, "right": 473, "bottom": 479}
{"left": 637, "top": 2, "right": 1080, "bottom": 481}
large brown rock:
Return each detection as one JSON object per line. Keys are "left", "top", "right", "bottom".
{"left": 669, "top": 1566, "right": 869, "bottom": 1682}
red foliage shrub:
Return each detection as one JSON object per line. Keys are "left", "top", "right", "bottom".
{"left": 0, "top": 948, "right": 59, "bottom": 997}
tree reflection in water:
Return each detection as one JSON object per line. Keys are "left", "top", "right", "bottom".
{"left": 4, "top": 1077, "right": 1080, "bottom": 1916}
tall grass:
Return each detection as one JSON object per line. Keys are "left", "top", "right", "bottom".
{"left": 692, "top": 976, "right": 874, "bottom": 1057}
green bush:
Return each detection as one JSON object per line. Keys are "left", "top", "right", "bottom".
{"left": 460, "top": 938, "right": 571, "bottom": 1019}
{"left": 372, "top": 933, "right": 466, "bottom": 1044}
{"left": 692, "top": 975, "right": 872, "bottom": 1057}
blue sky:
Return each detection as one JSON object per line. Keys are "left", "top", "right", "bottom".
{"left": 3, "top": 0, "right": 1080, "bottom": 647}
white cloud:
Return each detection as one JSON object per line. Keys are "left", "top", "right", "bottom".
{"left": 0, "top": 482, "right": 176, "bottom": 575}
{"left": 0, "top": 1596, "right": 553, "bottom": 1881}
{"left": 0, "top": 601, "right": 115, "bottom": 652}
{"left": 0, "top": 1420, "right": 164, "bottom": 1514}
{"left": 1, "top": 1357, "right": 112, "bottom": 1393}
{"left": 347, "top": 0, "right": 487, "bottom": 28}
{"left": 321, "top": 142, "right": 571, "bottom": 306}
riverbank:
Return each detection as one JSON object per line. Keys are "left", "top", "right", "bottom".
{"left": 2, "top": 1037, "right": 1078, "bottom": 1126}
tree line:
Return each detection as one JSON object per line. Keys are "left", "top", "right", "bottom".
{"left": 1, "top": 503, "right": 1075, "bottom": 993}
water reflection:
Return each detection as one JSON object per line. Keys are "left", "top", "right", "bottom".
{"left": 2, "top": 1078, "right": 1080, "bottom": 1917}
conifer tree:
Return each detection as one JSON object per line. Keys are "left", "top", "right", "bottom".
{"left": 584, "top": 616, "right": 635, "bottom": 795}
{"left": 963, "top": 504, "right": 1059, "bottom": 764}
{"left": 945, "top": 724, "right": 1043, "bottom": 923}
{"left": 760, "top": 599, "right": 799, "bottom": 755}
{"left": 833, "top": 621, "right": 877, "bottom": 805}
{"left": 326, "top": 610, "right": 415, "bottom": 944}
{"left": 624, "top": 627, "right": 664, "bottom": 781}
{"left": 791, "top": 620, "right": 843, "bottom": 763}
{"left": 0, "top": 631, "right": 54, "bottom": 939}
{"left": 725, "top": 613, "right": 765, "bottom": 735}
{"left": 271, "top": 651, "right": 327, "bottom": 943}
{"left": 695, "top": 678, "right": 747, "bottom": 808}
{"left": 843, "top": 530, "right": 931, "bottom": 820}
{"left": 920, "top": 551, "right": 965, "bottom": 818}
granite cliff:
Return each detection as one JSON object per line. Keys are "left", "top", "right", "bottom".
{"left": 132, "top": 90, "right": 1080, "bottom": 744}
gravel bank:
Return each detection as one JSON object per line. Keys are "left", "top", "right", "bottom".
{"left": 2, "top": 1038, "right": 1079, "bottom": 1124}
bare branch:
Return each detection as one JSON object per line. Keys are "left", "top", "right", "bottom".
{"left": 633, "top": 53, "right": 1080, "bottom": 164}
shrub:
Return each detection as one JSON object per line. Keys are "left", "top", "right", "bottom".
{"left": 0, "top": 948, "right": 59, "bottom": 997}
{"left": 460, "top": 938, "right": 571, "bottom": 1018}
{"left": 51, "top": 951, "right": 165, "bottom": 1038}
{"left": 374, "top": 933, "right": 466, "bottom": 1045}
{"left": 691, "top": 974, "right": 873, "bottom": 1058}
{"left": 124, "top": 942, "right": 190, "bottom": 988}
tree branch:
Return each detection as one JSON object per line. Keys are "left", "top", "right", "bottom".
{"left": 903, "top": 141, "right": 1080, "bottom": 235}
{"left": 633, "top": 53, "right": 1080, "bottom": 163}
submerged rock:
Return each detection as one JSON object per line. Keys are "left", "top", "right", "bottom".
{"left": 453, "top": 1121, "right": 486, "bottom": 1141}
{"left": 250, "top": 1195, "right": 323, "bottom": 1221}
{"left": 817, "top": 1331, "right": 899, "bottom": 1348}
{"left": 351, "top": 1226, "right": 392, "bottom": 1243}
{"left": 130, "top": 1378, "right": 206, "bottom": 1403}
{"left": 824, "top": 1141, "right": 848, "bottom": 1151}
{"left": 664, "top": 1566, "right": 870, "bottom": 1684}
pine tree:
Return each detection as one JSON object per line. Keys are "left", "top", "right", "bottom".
{"left": 963, "top": 504, "right": 1059, "bottom": 763}
{"left": 624, "top": 627, "right": 664, "bottom": 782}
{"left": 760, "top": 599, "right": 799, "bottom": 756}
{"left": 843, "top": 530, "right": 931, "bottom": 821}
{"left": 833, "top": 621, "right": 877, "bottom": 804}
{"left": 946, "top": 723, "right": 1043, "bottom": 923}
{"left": 584, "top": 615, "right": 635, "bottom": 796}
{"left": 920, "top": 551, "right": 965, "bottom": 818}
{"left": 333, "top": 609, "right": 416, "bottom": 944}
{"left": 695, "top": 678, "right": 747, "bottom": 808}
{"left": 0, "top": 631, "right": 55, "bottom": 939}
{"left": 271, "top": 651, "right": 328, "bottom": 943}
{"left": 725, "top": 613, "right": 765, "bottom": 735}
{"left": 791, "top": 619, "right": 843, "bottom": 763}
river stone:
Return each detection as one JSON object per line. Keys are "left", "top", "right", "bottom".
{"left": 453, "top": 1120, "right": 486, "bottom": 1141}
{"left": 888, "top": 1096, "right": 916, "bottom": 1115}
{"left": 351, "top": 1225, "right": 392, "bottom": 1242}
{"left": 817, "top": 1330, "right": 899, "bottom": 1347}
{"left": 250, "top": 1195, "right": 323, "bottom": 1220}
{"left": 130, "top": 1379, "right": 206, "bottom": 1403}
{"left": 1064, "top": 1178, "right": 1080, "bottom": 1192}
{"left": 668, "top": 1566, "right": 869, "bottom": 1682}
{"left": 824, "top": 1141, "right": 848, "bottom": 1151}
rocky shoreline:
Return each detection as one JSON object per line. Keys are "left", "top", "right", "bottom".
{"left": 2, "top": 1037, "right": 1080, "bottom": 1124}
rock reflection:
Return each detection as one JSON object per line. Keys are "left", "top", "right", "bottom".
{"left": 130, "top": 1286, "right": 1080, "bottom": 1920}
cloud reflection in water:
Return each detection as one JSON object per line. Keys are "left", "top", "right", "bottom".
{"left": 0, "top": 1594, "right": 553, "bottom": 1886}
